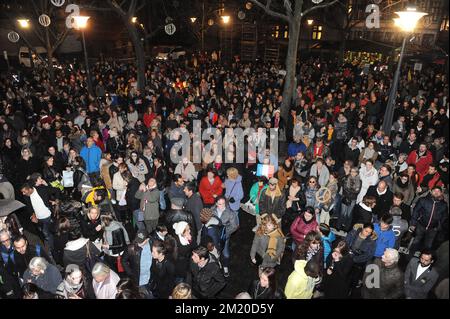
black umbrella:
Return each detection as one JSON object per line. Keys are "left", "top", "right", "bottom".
{"left": 0, "top": 200, "right": 26, "bottom": 217}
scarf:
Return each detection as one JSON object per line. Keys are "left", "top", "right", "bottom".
{"left": 266, "top": 228, "right": 284, "bottom": 258}
{"left": 306, "top": 246, "right": 319, "bottom": 262}
{"left": 63, "top": 279, "right": 84, "bottom": 297}
{"left": 396, "top": 177, "right": 408, "bottom": 189}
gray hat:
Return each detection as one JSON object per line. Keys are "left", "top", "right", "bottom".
{"left": 171, "top": 197, "right": 185, "bottom": 208}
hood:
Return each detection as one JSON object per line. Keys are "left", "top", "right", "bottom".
{"left": 294, "top": 259, "right": 307, "bottom": 274}
{"left": 64, "top": 237, "right": 89, "bottom": 251}
{"left": 352, "top": 224, "right": 378, "bottom": 240}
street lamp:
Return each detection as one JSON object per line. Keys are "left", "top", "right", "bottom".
{"left": 190, "top": 17, "right": 197, "bottom": 23}
{"left": 307, "top": 19, "right": 314, "bottom": 26}
{"left": 73, "top": 15, "right": 93, "bottom": 97}
{"left": 381, "top": 7, "right": 427, "bottom": 135}
{"left": 221, "top": 15, "right": 230, "bottom": 24}
{"left": 131, "top": 16, "right": 138, "bottom": 23}
{"left": 17, "top": 19, "right": 30, "bottom": 28}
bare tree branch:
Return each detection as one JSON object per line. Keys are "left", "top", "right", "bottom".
{"left": 53, "top": 28, "right": 70, "bottom": 52}
{"left": 145, "top": 25, "right": 163, "bottom": 39}
{"left": 302, "top": 0, "right": 341, "bottom": 17}
{"left": 249, "top": 0, "right": 291, "bottom": 23}
{"left": 128, "top": 0, "right": 137, "bottom": 16}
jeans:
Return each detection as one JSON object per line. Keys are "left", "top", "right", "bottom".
{"left": 411, "top": 223, "right": 438, "bottom": 253}
{"left": 159, "top": 188, "right": 166, "bottom": 211}
{"left": 38, "top": 217, "right": 54, "bottom": 251}
{"left": 221, "top": 237, "right": 231, "bottom": 268}
{"left": 338, "top": 199, "right": 356, "bottom": 231}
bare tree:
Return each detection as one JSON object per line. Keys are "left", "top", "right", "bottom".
{"left": 2, "top": 0, "right": 71, "bottom": 83}
{"left": 250, "top": 0, "right": 340, "bottom": 120}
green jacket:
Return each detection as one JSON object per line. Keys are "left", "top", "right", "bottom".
{"left": 249, "top": 183, "right": 268, "bottom": 215}
{"left": 135, "top": 187, "right": 160, "bottom": 221}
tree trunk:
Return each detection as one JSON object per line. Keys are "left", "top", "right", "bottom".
{"left": 281, "top": 19, "right": 301, "bottom": 122}
{"left": 126, "top": 22, "right": 146, "bottom": 92}
{"left": 45, "top": 27, "right": 55, "bottom": 84}
{"left": 338, "top": 32, "right": 348, "bottom": 65}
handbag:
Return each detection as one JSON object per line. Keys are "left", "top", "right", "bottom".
{"left": 241, "top": 200, "right": 256, "bottom": 216}
{"left": 62, "top": 170, "right": 74, "bottom": 188}
{"left": 85, "top": 242, "right": 102, "bottom": 274}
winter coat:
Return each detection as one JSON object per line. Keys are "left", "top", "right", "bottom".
{"left": 357, "top": 165, "right": 379, "bottom": 203}
{"left": 103, "top": 221, "right": 130, "bottom": 256}
{"left": 23, "top": 263, "right": 63, "bottom": 294}
{"left": 185, "top": 193, "right": 204, "bottom": 233}
{"left": 12, "top": 244, "right": 51, "bottom": 279}
{"left": 92, "top": 270, "right": 120, "bottom": 299}
{"left": 407, "top": 150, "right": 433, "bottom": 179}
{"left": 366, "top": 186, "right": 394, "bottom": 220}
{"left": 362, "top": 258, "right": 404, "bottom": 299}
{"left": 373, "top": 223, "right": 396, "bottom": 258}
{"left": 342, "top": 175, "right": 362, "bottom": 201}
{"left": 277, "top": 166, "right": 294, "bottom": 190}
{"left": 304, "top": 187, "right": 320, "bottom": 209}
{"left": 121, "top": 241, "right": 152, "bottom": 285}
{"left": 199, "top": 176, "right": 223, "bottom": 205}
{"left": 411, "top": 195, "right": 448, "bottom": 231}
{"left": 224, "top": 175, "right": 244, "bottom": 212}
{"left": 149, "top": 257, "right": 175, "bottom": 299}
{"left": 167, "top": 182, "right": 186, "bottom": 201}
{"left": 174, "top": 162, "right": 197, "bottom": 182}
{"left": 125, "top": 177, "right": 141, "bottom": 212}
{"left": 63, "top": 238, "right": 101, "bottom": 272}
{"left": 393, "top": 176, "right": 415, "bottom": 205}
{"left": 80, "top": 215, "right": 103, "bottom": 242}
{"left": 352, "top": 202, "right": 375, "bottom": 226}
{"left": 333, "top": 120, "right": 348, "bottom": 141}
{"left": 404, "top": 257, "right": 439, "bottom": 299}
{"left": 344, "top": 146, "right": 360, "bottom": 167}
{"left": 112, "top": 171, "right": 127, "bottom": 202}
{"left": 126, "top": 158, "right": 148, "bottom": 183}
{"left": 148, "top": 165, "right": 168, "bottom": 190}
{"left": 290, "top": 215, "right": 319, "bottom": 245}
{"left": 259, "top": 188, "right": 287, "bottom": 218}
{"left": 135, "top": 187, "right": 160, "bottom": 221}
{"left": 250, "top": 229, "right": 285, "bottom": 268}
{"left": 345, "top": 224, "right": 378, "bottom": 265}
{"left": 174, "top": 235, "right": 196, "bottom": 278}
{"left": 284, "top": 260, "right": 316, "bottom": 299}
{"left": 165, "top": 209, "right": 197, "bottom": 239}
{"left": 249, "top": 183, "right": 268, "bottom": 215}
{"left": 187, "top": 254, "right": 226, "bottom": 299}
{"left": 288, "top": 142, "right": 307, "bottom": 158}
{"left": 248, "top": 279, "right": 285, "bottom": 299}
{"left": 80, "top": 144, "right": 102, "bottom": 174}
{"left": 322, "top": 254, "right": 354, "bottom": 299}
{"left": 322, "top": 232, "right": 336, "bottom": 265}
{"left": 211, "top": 205, "right": 239, "bottom": 238}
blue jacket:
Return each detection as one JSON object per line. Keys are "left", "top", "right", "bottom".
{"left": 322, "top": 232, "right": 336, "bottom": 267}
{"left": 373, "top": 223, "right": 396, "bottom": 257}
{"left": 80, "top": 145, "right": 102, "bottom": 174}
{"left": 224, "top": 175, "right": 244, "bottom": 212}
{"left": 288, "top": 142, "right": 307, "bottom": 158}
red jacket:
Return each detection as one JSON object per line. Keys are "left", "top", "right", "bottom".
{"left": 143, "top": 112, "right": 156, "bottom": 128}
{"left": 199, "top": 176, "right": 223, "bottom": 205}
{"left": 290, "top": 215, "right": 318, "bottom": 245}
{"left": 94, "top": 138, "right": 105, "bottom": 152}
{"left": 418, "top": 172, "right": 443, "bottom": 189}
{"left": 407, "top": 150, "right": 433, "bottom": 178}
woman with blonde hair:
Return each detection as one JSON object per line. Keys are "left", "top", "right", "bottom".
{"left": 223, "top": 167, "right": 244, "bottom": 216}
{"left": 250, "top": 214, "right": 285, "bottom": 268}
{"left": 171, "top": 283, "right": 192, "bottom": 299}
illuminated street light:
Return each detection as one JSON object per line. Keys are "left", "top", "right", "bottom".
{"left": 131, "top": 16, "right": 138, "bottom": 23}
{"left": 190, "top": 17, "right": 197, "bottom": 23}
{"left": 17, "top": 19, "right": 30, "bottom": 28}
{"left": 221, "top": 15, "right": 230, "bottom": 24}
{"left": 73, "top": 15, "right": 90, "bottom": 29}
{"left": 307, "top": 19, "right": 314, "bottom": 25}
{"left": 393, "top": 7, "right": 427, "bottom": 33}
{"left": 382, "top": 7, "right": 427, "bottom": 135}
{"left": 73, "top": 16, "right": 93, "bottom": 97}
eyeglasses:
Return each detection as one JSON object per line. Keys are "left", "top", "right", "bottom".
{"left": 269, "top": 183, "right": 277, "bottom": 186}
{"left": 1, "top": 238, "right": 11, "bottom": 243}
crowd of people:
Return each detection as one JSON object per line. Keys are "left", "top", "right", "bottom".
{"left": 0, "top": 51, "right": 448, "bottom": 299}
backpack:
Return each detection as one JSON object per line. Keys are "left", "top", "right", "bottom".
{"left": 201, "top": 216, "right": 226, "bottom": 253}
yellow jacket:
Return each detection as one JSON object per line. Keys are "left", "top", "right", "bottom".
{"left": 284, "top": 260, "right": 315, "bottom": 299}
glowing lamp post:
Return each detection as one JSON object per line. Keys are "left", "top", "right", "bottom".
{"left": 382, "top": 7, "right": 427, "bottom": 135}
{"left": 73, "top": 16, "right": 93, "bottom": 97}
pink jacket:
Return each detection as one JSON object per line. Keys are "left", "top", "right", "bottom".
{"left": 290, "top": 215, "right": 318, "bottom": 245}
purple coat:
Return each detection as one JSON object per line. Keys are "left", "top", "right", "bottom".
{"left": 224, "top": 175, "right": 244, "bottom": 212}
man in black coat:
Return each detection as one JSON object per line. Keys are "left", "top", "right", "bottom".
{"left": 410, "top": 187, "right": 448, "bottom": 252}
{"left": 164, "top": 197, "right": 197, "bottom": 239}
{"left": 121, "top": 230, "right": 153, "bottom": 298}
{"left": 184, "top": 182, "right": 204, "bottom": 245}
{"left": 187, "top": 246, "right": 226, "bottom": 299}
{"left": 399, "top": 132, "right": 418, "bottom": 156}
{"left": 12, "top": 235, "right": 51, "bottom": 279}
{"left": 366, "top": 181, "right": 393, "bottom": 221}
{"left": 343, "top": 138, "right": 360, "bottom": 167}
